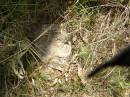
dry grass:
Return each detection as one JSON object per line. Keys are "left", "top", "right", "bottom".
{"left": 1, "top": 1, "right": 130, "bottom": 97}
{"left": 62, "top": 5, "right": 130, "bottom": 97}
{"left": 11, "top": 6, "right": 130, "bottom": 97}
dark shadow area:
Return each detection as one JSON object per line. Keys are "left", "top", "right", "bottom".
{"left": 88, "top": 45, "right": 130, "bottom": 78}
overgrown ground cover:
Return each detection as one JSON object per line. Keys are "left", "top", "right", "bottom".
{"left": 0, "top": 0, "right": 130, "bottom": 97}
